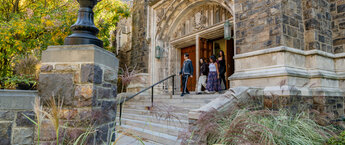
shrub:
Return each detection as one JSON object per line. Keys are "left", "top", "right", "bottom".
{"left": 205, "top": 109, "right": 337, "bottom": 145}
{"left": 329, "top": 131, "right": 345, "bottom": 145}
{"left": 0, "top": 74, "right": 37, "bottom": 89}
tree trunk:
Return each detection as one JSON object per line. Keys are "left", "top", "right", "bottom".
{"left": 12, "top": 0, "right": 19, "bottom": 13}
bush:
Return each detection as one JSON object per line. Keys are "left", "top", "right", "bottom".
{"left": 329, "top": 131, "right": 345, "bottom": 145}
{"left": 203, "top": 109, "right": 337, "bottom": 145}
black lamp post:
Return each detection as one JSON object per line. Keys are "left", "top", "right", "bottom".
{"left": 64, "top": 0, "right": 103, "bottom": 48}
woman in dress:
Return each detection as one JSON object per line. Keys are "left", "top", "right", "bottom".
{"left": 218, "top": 50, "right": 227, "bottom": 90}
{"left": 206, "top": 55, "right": 221, "bottom": 93}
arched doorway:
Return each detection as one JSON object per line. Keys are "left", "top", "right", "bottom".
{"left": 151, "top": 0, "right": 235, "bottom": 92}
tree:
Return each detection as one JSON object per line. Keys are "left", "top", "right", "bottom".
{"left": 0, "top": 0, "right": 130, "bottom": 78}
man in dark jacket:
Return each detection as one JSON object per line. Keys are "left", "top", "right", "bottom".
{"left": 179, "top": 53, "right": 194, "bottom": 96}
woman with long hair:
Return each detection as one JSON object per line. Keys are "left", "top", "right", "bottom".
{"left": 206, "top": 55, "right": 221, "bottom": 93}
{"left": 197, "top": 58, "right": 208, "bottom": 94}
{"left": 218, "top": 50, "right": 226, "bottom": 90}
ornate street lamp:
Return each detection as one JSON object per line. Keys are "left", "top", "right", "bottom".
{"left": 224, "top": 20, "right": 232, "bottom": 40}
{"left": 64, "top": 0, "right": 103, "bottom": 48}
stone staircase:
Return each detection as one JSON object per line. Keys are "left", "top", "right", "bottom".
{"left": 116, "top": 93, "right": 220, "bottom": 145}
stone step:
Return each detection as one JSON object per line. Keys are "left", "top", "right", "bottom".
{"left": 117, "top": 113, "right": 188, "bottom": 128}
{"left": 117, "top": 118, "right": 183, "bottom": 136}
{"left": 130, "top": 94, "right": 219, "bottom": 100}
{"left": 121, "top": 103, "right": 202, "bottom": 111}
{"left": 126, "top": 97, "right": 214, "bottom": 103}
{"left": 117, "top": 125, "right": 181, "bottom": 145}
{"left": 115, "top": 93, "right": 221, "bottom": 144}
{"left": 120, "top": 108, "right": 189, "bottom": 118}
{"left": 114, "top": 133, "right": 161, "bottom": 145}
{"left": 123, "top": 101, "right": 208, "bottom": 107}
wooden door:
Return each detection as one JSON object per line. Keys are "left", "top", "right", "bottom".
{"left": 200, "top": 38, "right": 214, "bottom": 61}
{"left": 181, "top": 45, "right": 196, "bottom": 91}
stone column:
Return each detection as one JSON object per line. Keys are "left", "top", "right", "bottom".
{"left": 196, "top": 35, "right": 200, "bottom": 80}
{"left": 38, "top": 45, "right": 118, "bottom": 144}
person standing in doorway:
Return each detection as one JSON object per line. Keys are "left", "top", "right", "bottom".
{"left": 218, "top": 50, "right": 227, "bottom": 90}
{"left": 179, "top": 53, "right": 194, "bottom": 97}
{"left": 197, "top": 58, "right": 209, "bottom": 94}
{"left": 206, "top": 55, "right": 221, "bottom": 93}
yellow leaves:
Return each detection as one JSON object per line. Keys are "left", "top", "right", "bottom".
{"left": 45, "top": 20, "right": 53, "bottom": 27}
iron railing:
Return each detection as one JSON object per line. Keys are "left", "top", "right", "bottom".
{"left": 118, "top": 74, "right": 176, "bottom": 125}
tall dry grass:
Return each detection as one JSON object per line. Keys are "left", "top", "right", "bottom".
{"left": 208, "top": 109, "right": 337, "bottom": 145}
{"left": 24, "top": 96, "right": 145, "bottom": 145}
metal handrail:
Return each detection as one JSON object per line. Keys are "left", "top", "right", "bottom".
{"left": 118, "top": 74, "right": 176, "bottom": 125}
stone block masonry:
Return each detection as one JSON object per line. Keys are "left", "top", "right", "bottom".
{"left": 235, "top": 0, "right": 337, "bottom": 54}
{"left": 331, "top": 0, "right": 345, "bottom": 53}
{"left": 0, "top": 90, "right": 37, "bottom": 145}
{"left": 303, "top": 0, "right": 333, "bottom": 53}
{"left": 235, "top": 0, "right": 284, "bottom": 54}
{"left": 39, "top": 45, "right": 119, "bottom": 144}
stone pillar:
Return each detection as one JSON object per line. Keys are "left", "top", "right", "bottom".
{"left": 39, "top": 45, "right": 118, "bottom": 144}
{"left": 196, "top": 35, "right": 200, "bottom": 80}
{"left": 230, "top": 0, "right": 345, "bottom": 118}
{"left": 230, "top": 0, "right": 338, "bottom": 89}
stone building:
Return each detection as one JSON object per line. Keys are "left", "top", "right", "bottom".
{"left": 119, "top": 0, "right": 345, "bottom": 96}
{"left": 115, "top": 1, "right": 345, "bottom": 144}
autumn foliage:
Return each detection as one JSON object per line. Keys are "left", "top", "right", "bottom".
{"left": 0, "top": 0, "right": 130, "bottom": 78}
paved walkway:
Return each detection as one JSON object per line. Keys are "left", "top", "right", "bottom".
{"left": 114, "top": 133, "right": 158, "bottom": 145}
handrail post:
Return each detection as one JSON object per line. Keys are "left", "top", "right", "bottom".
{"left": 151, "top": 86, "right": 154, "bottom": 108}
{"left": 119, "top": 103, "right": 123, "bottom": 126}
{"left": 172, "top": 75, "right": 175, "bottom": 95}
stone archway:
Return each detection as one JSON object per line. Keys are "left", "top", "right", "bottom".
{"left": 150, "top": 0, "right": 235, "bottom": 91}
{"left": 154, "top": 0, "right": 234, "bottom": 41}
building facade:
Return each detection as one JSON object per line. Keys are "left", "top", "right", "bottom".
{"left": 118, "top": 0, "right": 345, "bottom": 97}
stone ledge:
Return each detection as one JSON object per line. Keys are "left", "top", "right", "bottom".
{"left": 234, "top": 46, "right": 345, "bottom": 59}
{"left": 42, "top": 44, "right": 119, "bottom": 70}
{"left": 0, "top": 90, "right": 37, "bottom": 110}
{"left": 229, "top": 66, "right": 345, "bottom": 80}
{"left": 189, "top": 86, "right": 345, "bottom": 120}
{"left": 188, "top": 87, "right": 251, "bottom": 120}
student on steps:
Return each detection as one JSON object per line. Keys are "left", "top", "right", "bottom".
{"left": 179, "top": 53, "right": 194, "bottom": 97}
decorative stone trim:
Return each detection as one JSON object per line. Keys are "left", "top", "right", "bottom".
{"left": 234, "top": 46, "right": 345, "bottom": 59}
{"left": 230, "top": 46, "right": 345, "bottom": 89}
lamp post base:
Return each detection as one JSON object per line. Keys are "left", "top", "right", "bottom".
{"left": 64, "top": 32, "right": 103, "bottom": 48}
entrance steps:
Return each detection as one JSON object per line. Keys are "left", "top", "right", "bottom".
{"left": 115, "top": 93, "right": 220, "bottom": 145}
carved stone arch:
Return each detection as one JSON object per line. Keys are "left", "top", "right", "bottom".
{"left": 155, "top": 0, "right": 234, "bottom": 41}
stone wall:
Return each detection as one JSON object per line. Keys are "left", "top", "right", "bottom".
{"left": 303, "top": 0, "right": 333, "bottom": 53}
{"left": 282, "top": 0, "right": 305, "bottom": 50}
{"left": 131, "top": 0, "right": 149, "bottom": 73}
{"left": 0, "top": 90, "right": 36, "bottom": 145}
{"left": 235, "top": 0, "right": 283, "bottom": 54}
{"left": 235, "top": 0, "right": 337, "bottom": 54}
{"left": 331, "top": 0, "right": 345, "bottom": 53}
{"left": 39, "top": 45, "right": 118, "bottom": 144}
